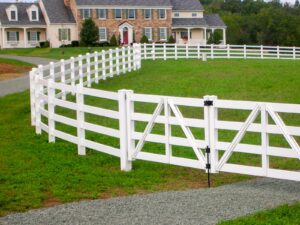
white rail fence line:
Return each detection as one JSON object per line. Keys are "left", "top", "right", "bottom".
{"left": 141, "top": 43, "right": 300, "bottom": 60}
{"left": 29, "top": 43, "right": 300, "bottom": 181}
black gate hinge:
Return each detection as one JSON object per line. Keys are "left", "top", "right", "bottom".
{"left": 205, "top": 146, "right": 210, "bottom": 153}
{"left": 206, "top": 163, "right": 211, "bottom": 170}
{"left": 204, "top": 100, "right": 213, "bottom": 106}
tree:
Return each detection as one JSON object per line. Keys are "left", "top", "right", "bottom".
{"left": 79, "top": 18, "right": 99, "bottom": 46}
{"left": 167, "top": 35, "right": 175, "bottom": 43}
{"left": 140, "top": 35, "right": 149, "bottom": 43}
{"left": 110, "top": 34, "right": 118, "bottom": 46}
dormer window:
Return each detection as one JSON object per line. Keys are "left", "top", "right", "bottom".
{"left": 10, "top": 10, "right": 17, "bottom": 21}
{"left": 31, "top": 10, "right": 38, "bottom": 21}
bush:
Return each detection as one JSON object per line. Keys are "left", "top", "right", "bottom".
{"left": 109, "top": 34, "right": 118, "bottom": 46}
{"left": 93, "top": 41, "right": 109, "bottom": 47}
{"left": 80, "top": 18, "right": 99, "bottom": 46}
{"left": 59, "top": 44, "right": 72, "bottom": 48}
{"left": 71, "top": 40, "right": 79, "bottom": 47}
{"left": 40, "top": 41, "right": 50, "bottom": 48}
{"left": 140, "top": 35, "right": 149, "bottom": 44}
{"left": 168, "top": 35, "right": 175, "bottom": 44}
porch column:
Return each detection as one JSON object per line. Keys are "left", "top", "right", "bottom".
{"left": 24, "top": 28, "right": 27, "bottom": 48}
{"left": 1, "top": 27, "right": 5, "bottom": 48}
{"left": 204, "top": 28, "right": 207, "bottom": 45}
{"left": 223, "top": 28, "right": 226, "bottom": 45}
{"left": 187, "top": 27, "right": 191, "bottom": 44}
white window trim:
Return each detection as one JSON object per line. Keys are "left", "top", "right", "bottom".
{"left": 159, "top": 27, "right": 167, "bottom": 41}
{"left": 82, "top": 9, "right": 92, "bottom": 19}
{"left": 115, "top": 9, "right": 122, "bottom": 20}
{"left": 99, "top": 27, "right": 107, "bottom": 41}
{"left": 31, "top": 9, "right": 39, "bottom": 21}
{"left": 144, "top": 9, "right": 151, "bottom": 20}
{"left": 29, "top": 31, "right": 38, "bottom": 41}
{"left": 128, "top": 9, "right": 135, "bottom": 20}
{"left": 97, "top": 9, "right": 106, "bottom": 20}
{"left": 8, "top": 31, "right": 18, "bottom": 42}
{"left": 159, "top": 9, "right": 167, "bottom": 20}
{"left": 10, "top": 10, "right": 17, "bottom": 21}
{"left": 144, "top": 27, "right": 152, "bottom": 41}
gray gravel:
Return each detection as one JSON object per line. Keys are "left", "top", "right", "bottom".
{"left": 0, "top": 55, "right": 56, "bottom": 97}
{"left": 1, "top": 178, "right": 299, "bottom": 225}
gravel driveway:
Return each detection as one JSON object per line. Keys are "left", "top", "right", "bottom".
{"left": 1, "top": 178, "right": 299, "bottom": 225}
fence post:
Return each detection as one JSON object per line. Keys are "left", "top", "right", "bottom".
{"left": 209, "top": 95, "right": 218, "bottom": 173}
{"left": 60, "top": 59, "right": 66, "bottom": 100}
{"left": 293, "top": 47, "right": 296, "bottom": 60}
{"left": 116, "top": 48, "right": 120, "bottom": 75}
{"left": 152, "top": 42, "right": 155, "bottom": 60}
{"left": 164, "top": 97, "right": 172, "bottom": 162}
{"left": 261, "top": 45, "right": 263, "bottom": 59}
{"left": 211, "top": 44, "right": 214, "bottom": 59}
{"left": 125, "top": 90, "right": 134, "bottom": 162}
{"left": 277, "top": 46, "right": 280, "bottom": 59}
{"left": 133, "top": 43, "right": 142, "bottom": 70}
{"left": 76, "top": 83, "right": 86, "bottom": 155}
{"left": 35, "top": 65, "right": 43, "bottom": 134}
{"left": 119, "top": 89, "right": 132, "bottom": 171}
{"left": 122, "top": 47, "right": 126, "bottom": 73}
{"left": 243, "top": 45, "right": 246, "bottom": 59}
{"left": 175, "top": 44, "right": 178, "bottom": 60}
{"left": 30, "top": 68, "right": 36, "bottom": 126}
{"left": 102, "top": 50, "right": 106, "bottom": 80}
{"left": 186, "top": 44, "right": 189, "bottom": 59}
{"left": 78, "top": 55, "right": 83, "bottom": 84}
{"left": 128, "top": 47, "right": 132, "bottom": 72}
{"left": 70, "top": 57, "right": 75, "bottom": 93}
{"left": 47, "top": 78, "right": 55, "bottom": 143}
{"left": 227, "top": 44, "right": 230, "bottom": 59}
{"left": 197, "top": 44, "right": 200, "bottom": 59}
{"left": 86, "top": 53, "right": 91, "bottom": 87}
{"left": 143, "top": 43, "right": 147, "bottom": 60}
{"left": 261, "top": 104, "right": 269, "bottom": 176}
{"left": 50, "top": 62, "right": 55, "bottom": 80}
{"left": 163, "top": 43, "right": 167, "bottom": 60}
{"left": 94, "top": 51, "right": 99, "bottom": 83}
{"left": 109, "top": 49, "right": 113, "bottom": 77}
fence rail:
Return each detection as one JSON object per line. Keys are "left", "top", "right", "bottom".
{"left": 29, "top": 43, "right": 300, "bottom": 181}
{"left": 141, "top": 43, "right": 300, "bottom": 60}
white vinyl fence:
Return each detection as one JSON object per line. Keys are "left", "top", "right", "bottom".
{"left": 141, "top": 43, "right": 300, "bottom": 60}
{"left": 30, "top": 43, "right": 300, "bottom": 181}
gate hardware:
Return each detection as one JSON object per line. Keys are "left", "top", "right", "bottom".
{"left": 204, "top": 100, "right": 213, "bottom": 106}
{"left": 205, "top": 146, "right": 211, "bottom": 188}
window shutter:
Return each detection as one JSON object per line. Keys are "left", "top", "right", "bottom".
{"left": 124, "top": 9, "right": 127, "bottom": 19}
{"left": 16, "top": 32, "right": 19, "bottom": 41}
{"left": 68, "top": 29, "right": 71, "bottom": 41}
{"left": 105, "top": 9, "right": 108, "bottom": 19}
{"left": 7, "top": 32, "right": 9, "bottom": 41}
{"left": 149, "top": 9, "right": 152, "bottom": 19}
{"left": 166, "top": 28, "right": 169, "bottom": 40}
{"left": 113, "top": 9, "right": 115, "bottom": 18}
{"left": 58, "top": 29, "right": 62, "bottom": 41}
{"left": 27, "top": 32, "right": 30, "bottom": 41}
{"left": 157, "top": 9, "right": 160, "bottom": 19}
{"left": 143, "top": 28, "right": 145, "bottom": 36}
{"left": 106, "top": 28, "right": 109, "bottom": 41}
{"left": 135, "top": 9, "right": 137, "bottom": 19}
{"left": 80, "top": 9, "right": 83, "bottom": 18}
{"left": 96, "top": 9, "right": 99, "bottom": 18}
{"left": 157, "top": 28, "right": 160, "bottom": 41}
{"left": 89, "top": 9, "right": 92, "bottom": 18}
{"left": 37, "top": 32, "right": 40, "bottom": 41}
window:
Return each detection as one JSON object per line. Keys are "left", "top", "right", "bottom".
{"left": 144, "top": 28, "right": 152, "bottom": 41}
{"left": 31, "top": 10, "right": 38, "bottom": 21}
{"left": 10, "top": 10, "right": 17, "bottom": 21}
{"left": 114, "top": 9, "right": 122, "bottom": 19}
{"left": 158, "top": 9, "right": 166, "bottom": 19}
{"left": 174, "top": 12, "right": 179, "bottom": 17}
{"left": 159, "top": 27, "right": 167, "bottom": 41}
{"left": 144, "top": 9, "right": 151, "bottom": 19}
{"left": 128, "top": 9, "right": 135, "bottom": 19}
{"left": 180, "top": 31, "right": 188, "bottom": 39}
{"left": 81, "top": 9, "right": 91, "bottom": 19}
{"left": 28, "top": 31, "right": 40, "bottom": 41}
{"left": 59, "top": 28, "right": 71, "bottom": 41}
{"left": 7, "top": 32, "right": 18, "bottom": 41}
{"left": 99, "top": 27, "right": 107, "bottom": 41}
{"left": 97, "top": 9, "right": 106, "bottom": 19}
{"left": 192, "top": 13, "right": 197, "bottom": 17}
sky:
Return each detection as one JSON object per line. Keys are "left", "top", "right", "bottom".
{"left": 0, "top": 0, "right": 297, "bottom": 5}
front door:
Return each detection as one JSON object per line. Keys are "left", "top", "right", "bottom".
{"left": 123, "top": 28, "right": 128, "bottom": 45}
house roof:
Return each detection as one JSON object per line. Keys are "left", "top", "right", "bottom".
{"left": 170, "top": 0, "right": 203, "bottom": 11}
{"left": 0, "top": 3, "right": 46, "bottom": 26}
{"left": 42, "top": 0, "right": 76, "bottom": 24}
{"left": 75, "top": 0, "right": 172, "bottom": 7}
{"left": 172, "top": 14, "right": 226, "bottom": 28}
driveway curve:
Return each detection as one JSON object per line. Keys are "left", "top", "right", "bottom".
{"left": 0, "top": 178, "right": 299, "bottom": 225}
{"left": 0, "top": 55, "right": 57, "bottom": 97}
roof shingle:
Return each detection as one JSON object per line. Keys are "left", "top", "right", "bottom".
{"left": 170, "top": 0, "right": 203, "bottom": 11}
{"left": 0, "top": 3, "right": 46, "bottom": 26}
{"left": 75, "top": 0, "right": 172, "bottom": 7}
{"left": 42, "top": 0, "right": 76, "bottom": 24}
{"left": 172, "top": 14, "right": 226, "bottom": 28}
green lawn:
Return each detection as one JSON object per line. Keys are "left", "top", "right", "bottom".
{"left": 0, "top": 47, "right": 112, "bottom": 60}
{"left": 0, "top": 58, "right": 34, "bottom": 67}
{"left": 1, "top": 59, "right": 300, "bottom": 217}
{"left": 218, "top": 202, "right": 300, "bottom": 225}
